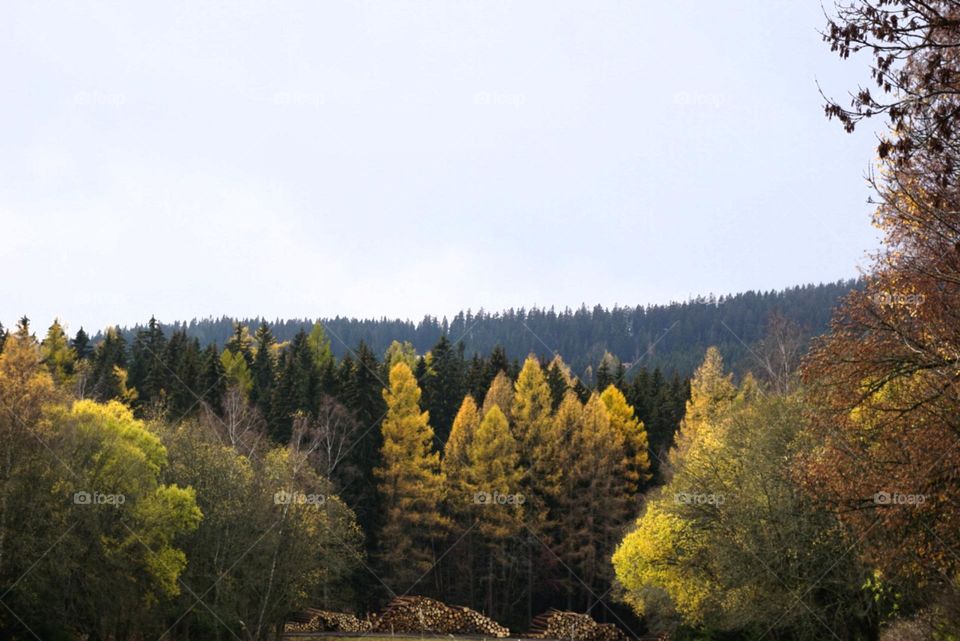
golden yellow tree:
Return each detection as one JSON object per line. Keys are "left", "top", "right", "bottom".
{"left": 376, "top": 362, "right": 448, "bottom": 592}
{"left": 601, "top": 384, "right": 652, "bottom": 498}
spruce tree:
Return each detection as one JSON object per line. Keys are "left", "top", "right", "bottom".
{"left": 376, "top": 362, "right": 448, "bottom": 592}
{"left": 421, "top": 335, "right": 465, "bottom": 446}
{"left": 199, "top": 343, "right": 226, "bottom": 414}
{"left": 71, "top": 327, "right": 92, "bottom": 360}
{"left": 251, "top": 321, "right": 276, "bottom": 419}
{"left": 545, "top": 355, "right": 573, "bottom": 410}
{"left": 129, "top": 316, "right": 168, "bottom": 409}
{"left": 90, "top": 327, "right": 128, "bottom": 402}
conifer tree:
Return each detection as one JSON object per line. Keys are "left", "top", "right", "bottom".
{"left": 511, "top": 356, "right": 553, "bottom": 453}
{"left": 545, "top": 354, "right": 574, "bottom": 409}
{"left": 601, "top": 384, "right": 653, "bottom": 498}
{"left": 271, "top": 329, "right": 316, "bottom": 442}
{"left": 464, "top": 405, "right": 524, "bottom": 618}
{"left": 510, "top": 355, "right": 557, "bottom": 620}
{"left": 376, "top": 362, "right": 448, "bottom": 592}
{"left": 556, "top": 393, "right": 630, "bottom": 608}
{"left": 307, "top": 323, "right": 338, "bottom": 395}
{"left": 672, "top": 347, "right": 736, "bottom": 464}
{"left": 251, "top": 321, "right": 276, "bottom": 419}
{"left": 71, "top": 327, "right": 92, "bottom": 360}
{"left": 40, "top": 320, "right": 75, "bottom": 386}
{"left": 129, "top": 316, "right": 168, "bottom": 409}
{"left": 422, "top": 335, "right": 465, "bottom": 446}
{"left": 488, "top": 346, "right": 509, "bottom": 379}
{"left": 443, "top": 395, "right": 480, "bottom": 482}
{"left": 199, "top": 343, "right": 226, "bottom": 414}
{"left": 224, "top": 321, "right": 254, "bottom": 367}
{"left": 0, "top": 322, "right": 6, "bottom": 354}
{"left": 481, "top": 370, "right": 514, "bottom": 423}
{"left": 385, "top": 340, "right": 417, "bottom": 371}
{"left": 90, "top": 327, "right": 128, "bottom": 402}
{"left": 165, "top": 332, "right": 203, "bottom": 419}
{"left": 441, "top": 395, "right": 482, "bottom": 606}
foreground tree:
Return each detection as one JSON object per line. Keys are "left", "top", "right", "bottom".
{"left": 615, "top": 351, "right": 878, "bottom": 640}
{"left": 807, "top": 1, "right": 960, "bottom": 627}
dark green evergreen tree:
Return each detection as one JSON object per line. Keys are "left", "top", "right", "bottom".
{"left": 251, "top": 321, "right": 276, "bottom": 420}
{"left": 199, "top": 343, "right": 226, "bottom": 414}
{"left": 71, "top": 327, "right": 92, "bottom": 360}
{"left": 421, "top": 334, "right": 465, "bottom": 445}
{"left": 90, "top": 328, "right": 128, "bottom": 401}
{"left": 129, "top": 316, "right": 168, "bottom": 409}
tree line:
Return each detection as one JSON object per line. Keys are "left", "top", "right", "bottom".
{"left": 103, "top": 279, "right": 857, "bottom": 379}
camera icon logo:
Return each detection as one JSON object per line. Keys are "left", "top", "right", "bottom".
{"left": 473, "top": 491, "right": 492, "bottom": 504}
{"left": 74, "top": 491, "right": 92, "bottom": 505}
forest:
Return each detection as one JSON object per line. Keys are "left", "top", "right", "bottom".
{"left": 106, "top": 279, "right": 857, "bottom": 379}
{"left": 3, "top": 1, "right": 960, "bottom": 640}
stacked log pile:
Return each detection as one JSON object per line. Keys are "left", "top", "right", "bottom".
{"left": 284, "top": 608, "right": 374, "bottom": 633}
{"left": 371, "top": 595, "right": 510, "bottom": 638}
{"left": 529, "top": 609, "right": 628, "bottom": 641}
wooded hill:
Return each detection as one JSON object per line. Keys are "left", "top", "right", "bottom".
{"left": 107, "top": 279, "right": 858, "bottom": 379}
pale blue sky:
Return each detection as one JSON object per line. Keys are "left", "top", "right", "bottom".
{"left": 1, "top": 1, "right": 880, "bottom": 333}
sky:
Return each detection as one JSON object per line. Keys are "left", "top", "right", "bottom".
{"left": 1, "top": 1, "right": 882, "bottom": 334}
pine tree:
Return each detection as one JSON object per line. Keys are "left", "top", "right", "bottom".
{"left": 600, "top": 384, "right": 652, "bottom": 499}
{"left": 40, "top": 320, "right": 75, "bottom": 386}
{"left": 0, "top": 322, "right": 6, "bottom": 354}
{"left": 376, "top": 362, "right": 448, "bottom": 592}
